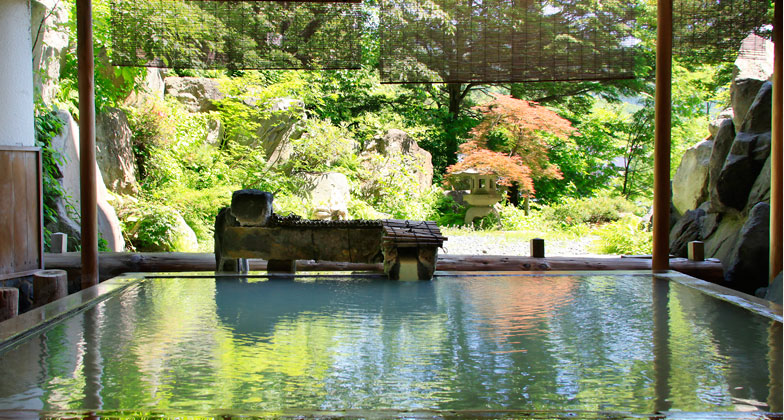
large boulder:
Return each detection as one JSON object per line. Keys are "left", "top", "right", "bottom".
{"left": 164, "top": 77, "right": 224, "bottom": 113}
{"left": 730, "top": 34, "right": 774, "bottom": 131}
{"left": 363, "top": 129, "right": 434, "bottom": 191}
{"left": 255, "top": 98, "right": 306, "bottom": 165}
{"left": 672, "top": 139, "right": 712, "bottom": 215}
{"left": 724, "top": 202, "right": 770, "bottom": 294}
{"left": 707, "top": 109, "right": 733, "bottom": 139}
{"left": 715, "top": 131, "right": 771, "bottom": 211}
{"left": 31, "top": 0, "right": 69, "bottom": 106}
{"left": 740, "top": 82, "right": 772, "bottom": 134}
{"left": 707, "top": 119, "right": 736, "bottom": 211}
{"left": 669, "top": 207, "right": 705, "bottom": 257}
{"left": 49, "top": 111, "right": 125, "bottom": 251}
{"left": 95, "top": 108, "right": 137, "bottom": 194}
{"left": 301, "top": 172, "right": 350, "bottom": 220}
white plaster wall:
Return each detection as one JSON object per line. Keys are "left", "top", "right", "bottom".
{"left": 0, "top": 0, "right": 35, "bottom": 147}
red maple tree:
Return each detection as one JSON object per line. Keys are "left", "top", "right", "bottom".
{"left": 447, "top": 94, "right": 575, "bottom": 196}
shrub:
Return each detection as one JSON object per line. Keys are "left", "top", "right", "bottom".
{"left": 118, "top": 199, "right": 197, "bottom": 252}
{"left": 592, "top": 216, "right": 653, "bottom": 255}
{"left": 544, "top": 195, "right": 641, "bottom": 226}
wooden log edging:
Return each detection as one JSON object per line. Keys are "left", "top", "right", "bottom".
{"left": 44, "top": 252, "right": 725, "bottom": 286}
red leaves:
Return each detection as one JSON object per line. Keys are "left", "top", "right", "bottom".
{"left": 446, "top": 95, "right": 573, "bottom": 195}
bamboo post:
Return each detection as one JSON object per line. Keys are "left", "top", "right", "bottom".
{"left": 652, "top": 0, "right": 673, "bottom": 272}
{"left": 771, "top": 0, "right": 782, "bottom": 283}
{"left": 33, "top": 269, "right": 68, "bottom": 307}
{"left": 0, "top": 287, "right": 19, "bottom": 322}
{"left": 77, "top": 0, "right": 98, "bottom": 289}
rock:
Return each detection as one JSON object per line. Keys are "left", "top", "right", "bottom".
{"left": 364, "top": 129, "right": 434, "bottom": 191}
{"left": 130, "top": 209, "right": 198, "bottom": 252}
{"left": 724, "top": 202, "right": 769, "bottom": 294}
{"left": 733, "top": 34, "right": 774, "bottom": 82}
{"left": 231, "top": 190, "right": 273, "bottom": 226}
{"left": 205, "top": 118, "right": 223, "bottom": 146}
{"left": 708, "top": 119, "right": 736, "bottom": 211}
{"left": 125, "top": 68, "right": 167, "bottom": 106}
{"left": 708, "top": 109, "right": 733, "bottom": 138}
{"left": 672, "top": 139, "right": 712, "bottom": 214}
{"left": 715, "top": 131, "right": 771, "bottom": 211}
{"left": 255, "top": 98, "right": 305, "bottom": 164}
{"left": 95, "top": 108, "right": 137, "bottom": 194}
{"left": 703, "top": 214, "right": 745, "bottom": 266}
{"left": 164, "top": 77, "right": 224, "bottom": 112}
{"left": 49, "top": 110, "right": 125, "bottom": 251}
{"left": 45, "top": 198, "right": 82, "bottom": 252}
{"left": 169, "top": 213, "right": 199, "bottom": 252}
{"left": 730, "top": 34, "right": 774, "bottom": 131}
{"left": 302, "top": 172, "right": 350, "bottom": 220}
{"left": 747, "top": 155, "right": 771, "bottom": 209}
{"left": 764, "top": 272, "right": 782, "bottom": 305}
{"left": 669, "top": 208, "right": 705, "bottom": 257}
{"left": 31, "top": 0, "right": 69, "bottom": 107}
{"left": 740, "top": 82, "right": 772, "bottom": 134}
{"left": 731, "top": 79, "right": 766, "bottom": 131}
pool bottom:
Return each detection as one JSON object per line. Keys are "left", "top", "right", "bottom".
{"left": 0, "top": 272, "right": 781, "bottom": 416}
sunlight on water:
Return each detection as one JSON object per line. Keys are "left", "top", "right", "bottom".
{"left": 0, "top": 275, "right": 779, "bottom": 414}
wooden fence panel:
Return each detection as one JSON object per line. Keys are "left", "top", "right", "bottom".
{"left": 0, "top": 147, "right": 43, "bottom": 279}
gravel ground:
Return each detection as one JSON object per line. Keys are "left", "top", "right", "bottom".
{"left": 440, "top": 232, "right": 606, "bottom": 257}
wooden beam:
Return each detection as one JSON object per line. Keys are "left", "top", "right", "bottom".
{"left": 771, "top": 0, "right": 783, "bottom": 283}
{"left": 652, "top": 0, "right": 673, "bottom": 272}
{"left": 76, "top": 0, "right": 98, "bottom": 289}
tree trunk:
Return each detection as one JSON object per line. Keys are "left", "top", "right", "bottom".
{"left": 523, "top": 194, "right": 530, "bottom": 216}
{"left": 508, "top": 182, "right": 520, "bottom": 207}
{"left": 445, "top": 82, "right": 464, "bottom": 164}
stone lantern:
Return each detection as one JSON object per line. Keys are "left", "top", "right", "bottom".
{"left": 452, "top": 169, "right": 504, "bottom": 224}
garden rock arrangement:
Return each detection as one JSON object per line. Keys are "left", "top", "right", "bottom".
{"left": 670, "top": 34, "right": 774, "bottom": 295}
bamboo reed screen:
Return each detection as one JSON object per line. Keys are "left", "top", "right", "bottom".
{"left": 378, "top": 0, "right": 640, "bottom": 83}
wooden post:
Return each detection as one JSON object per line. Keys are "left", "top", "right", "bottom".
{"left": 33, "top": 269, "right": 68, "bottom": 307}
{"left": 687, "top": 241, "right": 704, "bottom": 262}
{"left": 0, "top": 287, "right": 19, "bottom": 322}
{"left": 51, "top": 232, "right": 67, "bottom": 253}
{"left": 530, "top": 238, "right": 545, "bottom": 258}
{"left": 771, "top": 0, "right": 782, "bottom": 283}
{"left": 77, "top": 0, "right": 98, "bottom": 289}
{"left": 652, "top": 0, "right": 673, "bottom": 273}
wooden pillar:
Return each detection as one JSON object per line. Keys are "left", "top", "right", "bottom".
{"left": 771, "top": 0, "right": 783, "bottom": 283}
{"left": 77, "top": 0, "right": 98, "bottom": 289}
{"left": 652, "top": 0, "right": 673, "bottom": 272}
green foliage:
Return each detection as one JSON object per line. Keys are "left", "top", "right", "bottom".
{"left": 591, "top": 216, "right": 653, "bottom": 255}
{"left": 56, "top": 0, "right": 143, "bottom": 115}
{"left": 543, "top": 195, "right": 642, "bottom": 226}
{"left": 432, "top": 194, "right": 467, "bottom": 227}
{"left": 118, "top": 198, "right": 196, "bottom": 252}
{"left": 35, "top": 107, "right": 69, "bottom": 250}
{"left": 282, "top": 119, "right": 356, "bottom": 175}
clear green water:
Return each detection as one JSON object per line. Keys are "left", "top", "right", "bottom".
{"left": 0, "top": 275, "right": 780, "bottom": 415}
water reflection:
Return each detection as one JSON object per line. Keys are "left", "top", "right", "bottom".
{"left": 0, "top": 275, "right": 779, "bottom": 414}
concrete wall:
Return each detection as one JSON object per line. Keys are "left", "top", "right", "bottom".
{"left": 0, "top": 0, "right": 35, "bottom": 147}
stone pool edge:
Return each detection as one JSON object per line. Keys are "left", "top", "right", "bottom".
{"left": 0, "top": 273, "right": 144, "bottom": 351}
